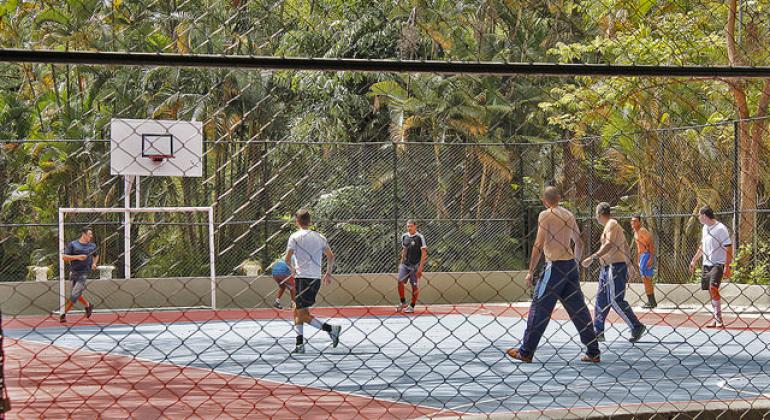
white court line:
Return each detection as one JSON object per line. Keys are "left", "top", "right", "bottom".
{"left": 717, "top": 376, "right": 770, "bottom": 398}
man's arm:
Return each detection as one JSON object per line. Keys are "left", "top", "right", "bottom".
{"left": 418, "top": 247, "right": 427, "bottom": 277}
{"left": 62, "top": 245, "right": 86, "bottom": 262}
{"left": 525, "top": 224, "right": 545, "bottom": 287}
{"left": 570, "top": 218, "right": 583, "bottom": 262}
{"left": 285, "top": 249, "right": 295, "bottom": 276}
{"left": 724, "top": 244, "right": 733, "bottom": 278}
{"left": 323, "top": 246, "right": 335, "bottom": 284}
{"left": 689, "top": 246, "right": 703, "bottom": 274}
{"left": 92, "top": 254, "right": 100, "bottom": 270}
{"left": 582, "top": 224, "right": 614, "bottom": 267}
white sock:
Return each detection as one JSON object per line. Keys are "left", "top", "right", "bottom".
{"left": 712, "top": 300, "right": 722, "bottom": 321}
{"left": 309, "top": 318, "right": 324, "bottom": 330}
{"left": 295, "top": 324, "right": 304, "bottom": 336}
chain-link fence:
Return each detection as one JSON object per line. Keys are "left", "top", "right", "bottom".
{"left": 3, "top": 120, "right": 765, "bottom": 285}
{"left": 2, "top": 0, "right": 770, "bottom": 418}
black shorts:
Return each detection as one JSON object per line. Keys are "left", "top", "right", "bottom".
{"left": 295, "top": 277, "right": 321, "bottom": 309}
{"left": 701, "top": 265, "right": 724, "bottom": 290}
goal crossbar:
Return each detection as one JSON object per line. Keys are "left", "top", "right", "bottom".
{"left": 57, "top": 206, "right": 216, "bottom": 314}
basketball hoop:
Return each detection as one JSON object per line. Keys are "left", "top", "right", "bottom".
{"left": 146, "top": 154, "right": 173, "bottom": 163}
{"left": 110, "top": 118, "right": 202, "bottom": 177}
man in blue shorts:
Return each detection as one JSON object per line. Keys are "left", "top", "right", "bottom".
{"left": 631, "top": 214, "right": 657, "bottom": 309}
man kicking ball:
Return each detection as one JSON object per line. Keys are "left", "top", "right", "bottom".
{"left": 285, "top": 209, "right": 341, "bottom": 354}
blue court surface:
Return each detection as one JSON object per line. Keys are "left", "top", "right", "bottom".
{"left": 9, "top": 312, "right": 770, "bottom": 414}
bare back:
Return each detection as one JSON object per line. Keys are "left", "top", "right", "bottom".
{"left": 600, "top": 219, "right": 630, "bottom": 265}
{"left": 536, "top": 206, "right": 580, "bottom": 262}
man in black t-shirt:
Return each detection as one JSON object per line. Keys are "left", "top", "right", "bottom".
{"left": 396, "top": 219, "right": 427, "bottom": 314}
{"left": 60, "top": 227, "right": 98, "bottom": 323}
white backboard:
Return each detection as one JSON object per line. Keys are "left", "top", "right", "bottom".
{"left": 110, "top": 118, "right": 203, "bottom": 177}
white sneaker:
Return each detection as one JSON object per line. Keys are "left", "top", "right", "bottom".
{"left": 396, "top": 303, "right": 406, "bottom": 312}
{"left": 404, "top": 306, "right": 415, "bottom": 314}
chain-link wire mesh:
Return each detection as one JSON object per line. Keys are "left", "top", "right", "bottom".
{"left": 2, "top": 1, "right": 770, "bottom": 418}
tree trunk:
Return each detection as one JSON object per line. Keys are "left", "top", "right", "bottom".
{"left": 725, "top": 0, "right": 770, "bottom": 244}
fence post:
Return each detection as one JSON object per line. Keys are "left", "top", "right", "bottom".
{"left": 517, "top": 145, "right": 529, "bottom": 264}
{"left": 549, "top": 142, "right": 556, "bottom": 186}
{"left": 733, "top": 121, "right": 740, "bottom": 247}
{"left": 587, "top": 140, "right": 594, "bottom": 244}
{"left": 656, "top": 131, "right": 664, "bottom": 269}
{"left": 393, "top": 142, "right": 400, "bottom": 262}
{"left": 262, "top": 141, "right": 270, "bottom": 266}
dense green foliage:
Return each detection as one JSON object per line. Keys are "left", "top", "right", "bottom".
{"left": 0, "top": 0, "right": 768, "bottom": 281}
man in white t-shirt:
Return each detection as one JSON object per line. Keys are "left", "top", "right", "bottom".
{"left": 689, "top": 205, "right": 733, "bottom": 328}
{"left": 285, "top": 209, "right": 341, "bottom": 354}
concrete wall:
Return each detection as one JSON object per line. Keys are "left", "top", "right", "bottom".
{"left": 1, "top": 271, "right": 768, "bottom": 316}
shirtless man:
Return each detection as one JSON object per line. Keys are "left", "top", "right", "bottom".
{"left": 507, "top": 186, "right": 600, "bottom": 363}
{"left": 631, "top": 214, "right": 657, "bottom": 309}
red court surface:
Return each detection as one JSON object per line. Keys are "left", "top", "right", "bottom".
{"left": 5, "top": 337, "right": 440, "bottom": 419}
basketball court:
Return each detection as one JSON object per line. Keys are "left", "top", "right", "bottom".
{"left": 5, "top": 304, "right": 770, "bottom": 418}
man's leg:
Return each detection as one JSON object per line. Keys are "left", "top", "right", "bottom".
{"left": 707, "top": 266, "right": 724, "bottom": 327}
{"left": 593, "top": 267, "right": 611, "bottom": 336}
{"left": 296, "top": 278, "right": 340, "bottom": 349}
{"left": 559, "top": 263, "right": 600, "bottom": 359}
{"left": 62, "top": 276, "right": 92, "bottom": 322}
{"left": 293, "top": 307, "right": 306, "bottom": 353}
{"left": 608, "top": 264, "right": 646, "bottom": 341}
{"left": 288, "top": 279, "right": 296, "bottom": 305}
{"left": 397, "top": 264, "right": 410, "bottom": 311}
{"left": 642, "top": 276, "right": 656, "bottom": 308}
{"left": 640, "top": 253, "right": 657, "bottom": 309}
{"left": 513, "top": 263, "right": 563, "bottom": 359}
{"left": 405, "top": 273, "right": 419, "bottom": 313}
{"left": 274, "top": 282, "right": 286, "bottom": 309}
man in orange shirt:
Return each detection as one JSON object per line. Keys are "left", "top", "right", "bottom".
{"left": 631, "top": 214, "right": 657, "bottom": 309}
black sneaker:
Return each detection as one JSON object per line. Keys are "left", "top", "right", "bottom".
{"left": 629, "top": 325, "right": 647, "bottom": 343}
{"left": 642, "top": 295, "right": 658, "bottom": 309}
{"left": 59, "top": 313, "right": 66, "bottom": 323}
{"left": 85, "top": 303, "right": 94, "bottom": 319}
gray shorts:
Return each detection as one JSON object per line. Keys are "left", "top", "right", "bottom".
{"left": 398, "top": 264, "right": 419, "bottom": 287}
{"left": 701, "top": 265, "right": 724, "bottom": 291}
{"left": 70, "top": 272, "right": 88, "bottom": 303}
